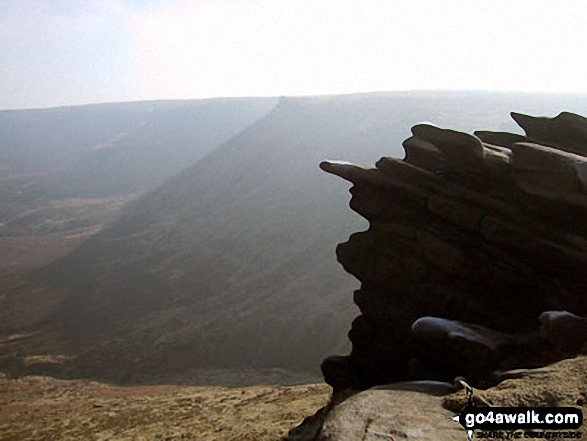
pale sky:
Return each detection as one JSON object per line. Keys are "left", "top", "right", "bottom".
{"left": 1, "top": 0, "right": 587, "bottom": 109}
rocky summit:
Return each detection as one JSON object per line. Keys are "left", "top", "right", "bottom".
{"left": 319, "top": 111, "right": 587, "bottom": 392}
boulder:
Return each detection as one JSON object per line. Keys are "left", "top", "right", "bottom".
{"left": 318, "top": 386, "right": 463, "bottom": 441}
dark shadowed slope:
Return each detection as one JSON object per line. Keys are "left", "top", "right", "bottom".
{"left": 8, "top": 91, "right": 587, "bottom": 383}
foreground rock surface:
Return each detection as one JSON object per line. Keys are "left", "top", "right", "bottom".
{"left": 443, "top": 355, "right": 587, "bottom": 411}
{"left": 288, "top": 356, "right": 586, "bottom": 441}
{"left": 319, "top": 387, "right": 462, "bottom": 441}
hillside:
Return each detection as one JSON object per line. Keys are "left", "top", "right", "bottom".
{"left": 0, "top": 98, "right": 276, "bottom": 235}
{"left": 4, "top": 91, "right": 587, "bottom": 383}
{"left": 0, "top": 101, "right": 163, "bottom": 177}
{"left": 41, "top": 98, "right": 278, "bottom": 197}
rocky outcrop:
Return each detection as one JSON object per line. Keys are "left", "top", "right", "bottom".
{"left": 318, "top": 386, "right": 462, "bottom": 441}
{"left": 442, "top": 355, "right": 587, "bottom": 412}
{"left": 320, "top": 111, "right": 587, "bottom": 392}
{"left": 289, "top": 356, "right": 587, "bottom": 441}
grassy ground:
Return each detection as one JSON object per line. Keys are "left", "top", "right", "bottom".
{"left": 0, "top": 373, "right": 330, "bottom": 440}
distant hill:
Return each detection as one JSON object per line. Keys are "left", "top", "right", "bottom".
{"left": 5, "top": 91, "right": 587, "bottom": 383}
{"left": 0, "top": 98, "right": 277, "bottom": 233}
{"left": 0, "top": 101, "right": 170, "bottom": 176}
{"left": 40, "top": 98, "right": 278, "bottom": 197}
{"left": 0, "top": 101, "right": 160, "bottom": 228}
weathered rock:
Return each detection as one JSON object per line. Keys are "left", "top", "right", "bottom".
{"left": 511, "top": 111, "right": 587, "bottom": 157}
{"left": 443, "top": 355, "right": 587, "bottom": 411}
{"left": 539, "top": 311, "right": 587, "bottom": 355}
{"left": 410, "top": 317, "right": 538, "bottom": 387}
{"left": 288, "top": 357, "right": 587, "bottom": 441}
{"left": 407, "top": 124, "right": 491, "bottom": 183}
{"left": 318, "top": 387, "right": 464, "bottom": 441}
{"left": 320, "top": 111, "right": 587, "bottom": 392}
{"left": 474, "top": 130, "right": 526, "bottom": 148}
{"left": 402, "top": 135, "right": 447, "bottom": 173}
{"left": 511, "top": 142, "right": 587, "bottom": 206}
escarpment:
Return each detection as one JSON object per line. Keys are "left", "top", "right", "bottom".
{"left": 320, "top": 111, "right": 587, "bottom": 392}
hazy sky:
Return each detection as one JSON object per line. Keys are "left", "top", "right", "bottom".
{"left": 1, "top": 0, "right": 587, "bottom": 109}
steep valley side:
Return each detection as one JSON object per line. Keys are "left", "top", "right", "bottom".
{"left": 3, "top": 92, "right": 587, "bottom": 385}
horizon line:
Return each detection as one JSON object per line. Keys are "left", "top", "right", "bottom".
{"left": 3, "top": 88, "right": 587, "bottom": 112}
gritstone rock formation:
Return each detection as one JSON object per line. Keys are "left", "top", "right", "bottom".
{"left": 319, "top": 111, "right": 587, "bottom": 392}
